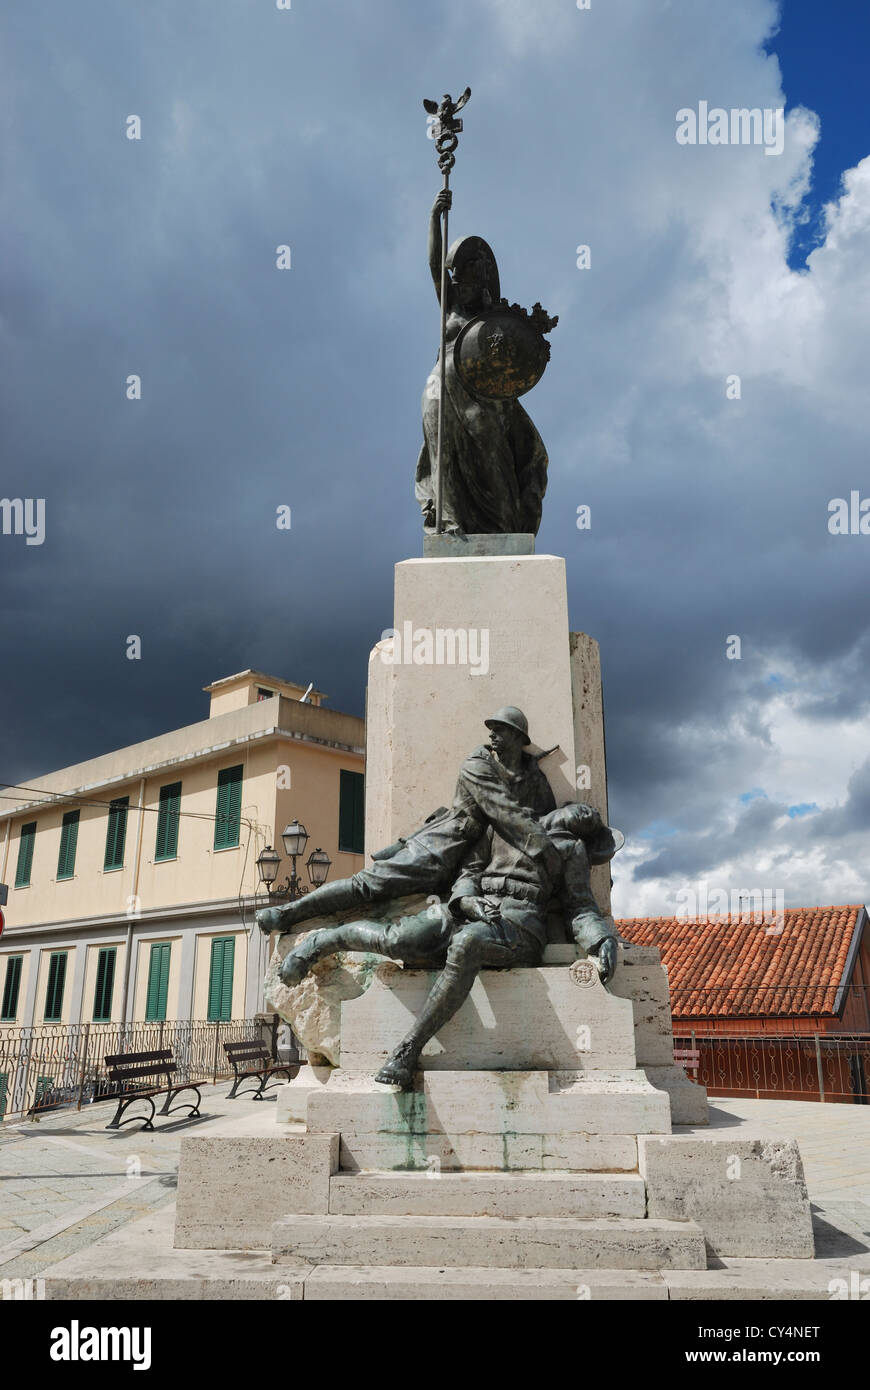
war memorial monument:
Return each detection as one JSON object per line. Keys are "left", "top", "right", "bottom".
{"left": 43, "top": 91, "right": 831, "bottom": 1301}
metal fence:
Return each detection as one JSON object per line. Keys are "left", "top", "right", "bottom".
{"left": 0, "top": 1018, "right": 277, "bottom": 1122}
{"left": 674, "top": 1032, "right": 870, "bottom": 1103}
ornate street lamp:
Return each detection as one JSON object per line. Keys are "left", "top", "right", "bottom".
{"left": 257, "top": 822, "right": 331, "bottom": 900}
{"left": 256, "top": 845, "right": 281, "bottom": 888}
{"left": 306, "top": 847, "right": 331, "bottom": 887}
{"left": 281, "top": 820, "right": 309, "bottom": 860}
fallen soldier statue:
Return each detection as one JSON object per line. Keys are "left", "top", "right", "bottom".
{"left": 256, "top": 707, "right": 623, "bottom": 1090}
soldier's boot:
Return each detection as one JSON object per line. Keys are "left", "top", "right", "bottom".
{"left": 278, "top": 922, "right": 388, "bottom": 987}
{"left": 375, "top": 942, "right": 481, "bottom": 1089}
{"left": 257, "top": 879, "right": 364, "bottom": 936}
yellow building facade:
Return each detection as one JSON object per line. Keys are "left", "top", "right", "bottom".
{"left": 0, "top": 672, "right": 365, "bottom": 1035}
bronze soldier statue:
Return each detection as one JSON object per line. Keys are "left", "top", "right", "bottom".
{"left": 257, "top": 708, "right": 621, "bottom": 1090}
{"left": 256, "top": 707, "right": 563, "bottom": 935}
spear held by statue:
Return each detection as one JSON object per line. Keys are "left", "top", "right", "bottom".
{"left": 423, "top": 88, "right": 471, "bottom": 535}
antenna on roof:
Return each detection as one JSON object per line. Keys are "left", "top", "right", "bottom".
{"left": 299, "top": 682, "right": 314, "bottom": 704}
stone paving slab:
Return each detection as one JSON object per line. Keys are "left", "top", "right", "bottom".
{"left": 0, "top": 1085, "right": 272, "bottom": 1282}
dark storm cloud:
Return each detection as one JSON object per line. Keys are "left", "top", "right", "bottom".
{"left": 633, "top": 792, "right": 788, "bottom": 882}
{"left": 1, "top": 1, "right": 868, "bottom": 916}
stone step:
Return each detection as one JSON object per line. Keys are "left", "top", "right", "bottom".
{"left": 303, "top": 1266, "right": 667, "bottom": 1300}
{"left": 338, "top": 1131, "right": 638, "bottom": 1172}
{"left": 307, "top": 1068, "right": 671, "bottom": 1138}
{"left": 328, "top": 1170, "right": 646, "bottom": 1219}
{"left": 271, "top": 1213, "right": 707, "bottom": 1270}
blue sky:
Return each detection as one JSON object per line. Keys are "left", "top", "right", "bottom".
{"left": 771, "top": 1, "right": 870, "bottom": 266}
{"left": 1, "top": 0, "right": 869, "bottom": 917}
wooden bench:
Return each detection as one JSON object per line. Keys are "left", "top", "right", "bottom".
{"left": 103, "top": 1050, "right": 203, "bottom": 1131}
{"left": 224, "top": 1040, "right": 298, "bottom": 1100}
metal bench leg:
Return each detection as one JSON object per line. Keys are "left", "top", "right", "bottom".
{"left": 107, "top": 1096, "right": 155, "bottom": 1131}
{"left": 226, "top": 1073, "right": 242, "bottom": 1100}
{"left": 258, "top": 1066, "right": 297, "bottom": 1097}
{"left": 160, "top": 1084, "right": 202, "bottom": 1119}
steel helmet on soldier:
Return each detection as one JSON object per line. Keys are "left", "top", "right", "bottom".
{"left": 484, "top": 706, "right": 530, "bottom": 744}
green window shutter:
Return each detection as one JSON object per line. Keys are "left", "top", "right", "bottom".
{"left": 155, "top": 782, "right": 182, "bottom": 861}
{"left": 338, "top": 770, "right": 365, "bottom": 854}
{"left": 0, "top": 1073, "right": 8, "bottom": 1119}
{"left": 92, "top": 948, "right": 117, "bottom": 1022}
{"left": 15, "top": 823, "right": 36, "bottom": 888}
{"left": 104, "top": 798, "right": 129, "bottom": 871}
{"left": 207, "top": 937, "right": 235, "bottom": 1021}
{"left": 44, "top": 952, "right": 67, "bottom": 1021}
{"left": 34, "top": 1076, "right": 55, "bottom": 1105}
{"left": 56, "top": 810, "right": 80, "bottom": 881}
{"left": 1, "top": 957, "right": 23, "bottom": 1021}
{"left": 214, "top": 766, "right": 243, "bottom": 850}
{"left": 145, "top": 943, "right": 171, "bottom": 1022}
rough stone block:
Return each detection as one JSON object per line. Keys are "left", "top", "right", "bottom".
{"left": 638, "top": 1135, "right": 814, "bottom": 1259}
{"left": 174, "top": 1131, "right": 339, "bottom": 1250}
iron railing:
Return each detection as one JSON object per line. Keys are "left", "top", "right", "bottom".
{"left": 674, "top": 1031, "right": 870, "bottom": 1104}
{"left": 0, "top": 1018, "right": 280, "bottom": 1122}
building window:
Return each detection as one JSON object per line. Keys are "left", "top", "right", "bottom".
{"left": 338, "top": 769, "right": 365, "bottom": 854}
{"left": 155, "top": 782, "right": 182, "bottom": 862}
{"left": 56, "top": 810, "right": 80, "bottom": 881}
{"left": 207, "top": 937, "right": 236, "bottom": 1021}
{"left": 145, "top": 943, "right": 171, "bottom": 1022}
{"left": 1, "top": 957, "right": 23, "bottom": 1021}
{"left": 104, "top": 797, "right": 129, "bottom": 871}
{"left": 93, "top": 948, "right": 117, "bottom": 1022}
{"left": 44, "top": 952, "right": 67, "bottom": 1022}
{"left": 15, "top": 823, "right": 36, "bottom": 888}
{"left": 214, "top": 766, "right": 243, "bottom": 850}
{"left": 256, "top": 687, "right": 275, "bottom": 701}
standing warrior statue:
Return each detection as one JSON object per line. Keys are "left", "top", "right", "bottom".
{"left": 415, "top": 89, "right": 558, "bottom": 537}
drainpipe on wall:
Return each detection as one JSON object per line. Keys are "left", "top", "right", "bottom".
{"left": 120, "top": 777, "right": 146, "bottom": 1026}
{"left": 0, "top": 817, "right": 10, "bottom": 884}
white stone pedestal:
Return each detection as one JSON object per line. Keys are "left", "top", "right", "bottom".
{"left": 367, "top": 557, "right": 588, "bottom": 827}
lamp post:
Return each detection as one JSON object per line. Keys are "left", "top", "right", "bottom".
{"left": 256, "top": 821, "right": 331, "bottom": 901}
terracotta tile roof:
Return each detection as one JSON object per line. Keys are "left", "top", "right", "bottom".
{"left": 616, "top": 905, "right": 865, "bottom": 1019}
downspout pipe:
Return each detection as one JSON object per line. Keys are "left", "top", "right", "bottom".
{"left": 120, "top": 777, "right": 146, "bottom": 1025}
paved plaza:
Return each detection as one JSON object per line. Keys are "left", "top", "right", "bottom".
{"left": 0, "top": 1085, "right": 270, "bottom": 1285}
{"left": 0, "top": 1089, "right": 868, "bottom": 1290}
